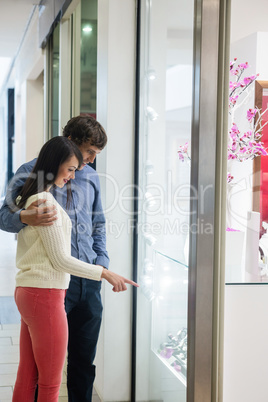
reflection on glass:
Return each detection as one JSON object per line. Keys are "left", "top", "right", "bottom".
{"left": 80, "top": 0, "right": 97, "bottom": 118}
{"left": 136, "top": 0, "right": 194, "bottom": 400}
{"left": 51, "top": 24, "right": 59, "bottom": 137}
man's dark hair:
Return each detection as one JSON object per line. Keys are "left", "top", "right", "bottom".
{"left": 63, "top": 115, "right": 107, "bottom": 149}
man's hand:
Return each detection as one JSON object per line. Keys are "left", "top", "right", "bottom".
{"left": 101, "top": 268, "right": 139, "bottom": 292}
{"left": 20, "top": 199, "right": 57, "bottom": 226}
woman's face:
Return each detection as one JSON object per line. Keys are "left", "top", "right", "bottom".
{"left": 54, "top": 155, "right": 79, "bottom": 188}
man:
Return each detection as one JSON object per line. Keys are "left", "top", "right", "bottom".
{"left": 0, "top": 116, "right": 110, "bottom": 402}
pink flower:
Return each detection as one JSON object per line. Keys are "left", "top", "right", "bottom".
{"left": 241, "top": 74, "right": 259, "bottom": 87}
{"left": 229, "top": 95, "right": 239, "bottom": 105}
{"left": 247, "top": 108, "right": 257, "bottom": 122}
{"left": 229, "top": 131, "right": 237, "bottom": 140}
{"left": 230, "top": 68, "right": 239, "bottom": 76}
{"left": 178, "top": 142, "right": 190, "bottom": 163}
{"left": 243, "top": 77, "right": 252, "bottom": 85}
{"left": 228, "top": 152, "right": 236, "bottom": 160}
{"left": 181, "top": 60, "right": 267, "bottom": 184}
{"left": 231, "top": 141, "right": 237, "bottom": 151}
{"left": 230, "top": 58, "right": 237, "bottom": 71}
{"left": 240, "top": 131, "right": 252, "bottom": 140}
{"left": 227, "top": 172, "right": 234, "bottom": 183}
{"left": 238, "top": 62, "right": 248, "bottom": 69}
{"left": 248, "top": 141, "right": 256, "bottom": 147}
{"left": 230, "top": 123, "right": 240, "bottom": 137}
{"left": 241, "top": 77, "right": 251, "bottom": 86}
{"left": 255, "top": 145, "right": 267, "bottom": 156}
{"left": 181, "top": 142, "right": 188, "bottom": 153}
{"left": 178, "top": 152, "right": 185, "bottom": 162}
{"left": 229, "top": 81, "right": 239, "bottom": 90}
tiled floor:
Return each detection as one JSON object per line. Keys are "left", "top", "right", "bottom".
{"left": 0, "top": 230, "right": 100, "bottom": 402}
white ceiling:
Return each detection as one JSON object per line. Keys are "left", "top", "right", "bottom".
{"left": 0, "top": 0, "right": 39, "bottom": 89}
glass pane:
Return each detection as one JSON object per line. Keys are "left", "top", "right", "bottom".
{"left": 80, "top": 0, "right": 97, "bottom": 118}
{"left": 51, "top": 24, "right": 59, "bottom": 137}
{"left": 136, "top": 0, "right": 194, "bottom": 400}
{"left": 226, "top": 12, "right": 268, "bottom": 284}
{"left": 151, "top": 252, "right": 188, "bottom": 384}
{"left": 259, "top": 89, "right": 268, "bottom": 224}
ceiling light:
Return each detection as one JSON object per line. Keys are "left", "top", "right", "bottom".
{"left": 83, "top": 26, "right": 92, "bottom": 33}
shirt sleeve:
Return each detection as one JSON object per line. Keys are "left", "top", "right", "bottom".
{"left": 91, "top": 173, "right": 110, "bottom": 269}
{"left": 36, "top": 198, "right": 103, "bottom": 281}
{"left": 0, "top": 163, "right": 33, "bottom": 233}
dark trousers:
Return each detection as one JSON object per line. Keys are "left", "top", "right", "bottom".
{"left": 65, "top": 277, "right": 103, "bottom": 402}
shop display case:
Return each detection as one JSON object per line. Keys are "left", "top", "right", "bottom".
{"left": 135, "top": 0, "right": 194, "bottom": 400}
{"left": 137, "top": 247, "right": 188, "bottom": 401}
{"left": 151, "top": 251, "right": 188, "bottom": 386}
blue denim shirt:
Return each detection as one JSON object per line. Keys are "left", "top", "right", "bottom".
{"left": 0, "top": 159, "right": 109, "bottom": 269}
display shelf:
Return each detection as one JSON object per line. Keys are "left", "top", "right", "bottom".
{"left": 226, "top": 282, "right": 268, "bottom": 285}
{"left": 153, "top": 248, "right": 188, "bottom": 269}
{"left": 151, "top": 250, "right": 188, "bottom": 388}
{"left": 153, "top": 350, "right": 187, "bottom": 386}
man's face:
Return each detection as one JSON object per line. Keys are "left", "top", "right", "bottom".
{"left": 77, "top": 143, "right": 102, "bottom": 169}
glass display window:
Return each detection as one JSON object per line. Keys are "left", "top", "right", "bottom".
{"left": 47, "top": 23, "right": 60, "bottom": 138}
{"left": 136, "top": 0, "right": 194, "bottom": 400}
{"left": 80, "top": 0, "right": 97, "bottom": 118}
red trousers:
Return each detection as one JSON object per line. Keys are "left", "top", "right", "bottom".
{"left": 13, "top": 287, "right": 68, "bottom": 402}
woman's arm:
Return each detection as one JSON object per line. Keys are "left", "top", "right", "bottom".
{"left": 36, "top": 218, "right": 103, "bottom": 281}
{"left": 36, "top": 197, "right": 138, "bottom": 291}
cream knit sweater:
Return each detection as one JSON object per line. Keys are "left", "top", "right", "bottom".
{"left": 16, "top": 191, "right": 102, "bottom": 289}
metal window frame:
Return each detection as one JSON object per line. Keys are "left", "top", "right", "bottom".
{"left": 187, "top": 1, "right": 230, "bottom": 401}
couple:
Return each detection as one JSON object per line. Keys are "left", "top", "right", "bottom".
{"left": 0, "top": 116, "right": 138, "bottom": 402}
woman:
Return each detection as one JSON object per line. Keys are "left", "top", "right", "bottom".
{"left": 12, "top": 137, "right": 137, "bottom": 402}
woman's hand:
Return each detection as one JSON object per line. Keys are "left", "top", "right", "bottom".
{"left": 101, "top": 268, "right": 139, "bottom": 292}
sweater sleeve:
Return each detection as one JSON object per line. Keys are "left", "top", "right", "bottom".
{"left": 34, "top": 196, "right": 102, "bottom": 281}
{"left": 36, "top": 223, "right": 102, "bottom": 281}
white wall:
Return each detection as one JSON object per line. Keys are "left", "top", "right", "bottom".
{"left": 14, "top": 10, "right": 44, "bottom": 167}
{"left": 223, "top": 285, "right": 268, "bottom": 402}
{"left": 0, "top": 8, "right": 45, "bottom": 175}
{"left": 95, "top": 0, "right": 136, "bottom": 401}
{"left": 230, "top": 0, "right": 268, "bottom": 43}
{"left": 25, "top": 74, "right": 44, "bottom": 162}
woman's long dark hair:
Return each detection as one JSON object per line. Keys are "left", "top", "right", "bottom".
{"left": 16, "top": 137, "right": 83, "bottom": 209}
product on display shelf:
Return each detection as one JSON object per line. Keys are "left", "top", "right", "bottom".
{"left": 158, "top": 327, "right": 187, "bottom": 377}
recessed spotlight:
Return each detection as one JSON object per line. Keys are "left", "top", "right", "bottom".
{"left": 83, "top": 26, "right": 92, "bottom": 33}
